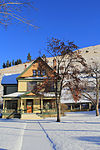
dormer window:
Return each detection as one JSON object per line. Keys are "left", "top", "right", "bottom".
{"left": 33, "top": 70, "right": 36, "bottom": 76}
{"left": 38, "top": 70, "right": 41, "bottom": 76}
{"left": 42, "top": 70, "right": 46, "bottom": 76}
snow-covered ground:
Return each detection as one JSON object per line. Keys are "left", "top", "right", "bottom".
{"left": 0, "top": 111, "right": 100, "bottom": 150}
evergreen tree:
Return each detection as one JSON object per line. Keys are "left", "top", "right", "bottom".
{"left": 9, "top": 62, "right": 11, "bottom": 67}
{"left": 27, "top": 53, "right": 32, "bottom": 61}
{"left": 42, "top": 54, "right": 46, "bottom": 61}
{"left": 15, "top": 61, "right": 17, "bottom": 65}
{"left": 3, "top": 62, "right": 6, "bottom": 68}
{"left": 42, "top": 54, "right": 46, "bottom": 59}
{"left": 18, "top": 59, "right": 22, "bottom": 64}
{"left": 17, "top": 59, "right": 19, "bottom": 65}
{"left": 12, "top": 60, "right": 15, "bottom": 66}
{"left": 6, "top": 60, "right": 9, "bottom": 67}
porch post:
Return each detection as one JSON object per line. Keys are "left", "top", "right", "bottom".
{"left": 41, "top": 98, "right": 43, "bottom": 113}
{"left": 3, "top": 100, "right": 5, "bottom": 113}
{"left": 71, "top": 104, "right": 72, "bottom": 111}
{"left": 18, "top": 99, "right": 21, "bottom": 110}
{"left": 89, "top": 103, "right": 91, "bottom": 110}
{"left": 80, "top": 104, "right": 82, "bottom": 111}
{"left": 24, "top": 99, "right": 26, "bottom": 112}
{"left": 20, "top": 99, "right": 24, "bottom": 113}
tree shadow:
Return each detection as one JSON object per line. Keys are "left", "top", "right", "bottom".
{"left": 24, "top": 129, "right": 100, "bottom": 134}
{"left": 0, "top": 118, "right": 100, "bottom": 125}
{"left": 77, "top": 136, "right": 100, "bottom": 145}
{"left": 61, "top": 121, "right": 100, "bottom": 124}
{"left": 0, "top": 118, "right": 57, "bottom": 124}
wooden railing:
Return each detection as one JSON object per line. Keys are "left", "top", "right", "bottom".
{"left": 2, "top": 108, "right": 57, "bottom": 119}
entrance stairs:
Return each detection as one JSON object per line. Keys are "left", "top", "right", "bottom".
{"left": 21, "top": 113, "right": 43, "bottom": 120}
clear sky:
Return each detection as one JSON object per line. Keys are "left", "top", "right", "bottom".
{"left": 0, "top": 0, "right": 100, "bottom": 68}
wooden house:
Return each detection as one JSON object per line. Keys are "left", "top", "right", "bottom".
{"left": 1, "top": 57, "right": 58, "bottom": 119}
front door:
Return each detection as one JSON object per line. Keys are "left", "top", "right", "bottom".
{"left": 27, "top": 100, "right": 33, "bottom": 113}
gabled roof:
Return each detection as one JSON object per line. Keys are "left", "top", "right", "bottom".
{"left": 1, "top": 74, "right": 20, "bottom": 85}
{"left": 16, "top": 57, "right": 56, "bottom": 79}
{"left": 20, "top": 91, "right": 42, "bottom": 98}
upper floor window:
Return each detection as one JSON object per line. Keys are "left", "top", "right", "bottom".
{"left": 38, "top": 70, "right": 41, "bottom": 76}
{"left": 27, "top": 81, "right": 37, "bottom": 91}
{"left": 44, "top": 81, "right": 55, "bottom": 92}
{"left": 42, "top": 70, "right": 46, "bottom": 76}
{"left": 33, "top": 70, "right": 37, "bottom": 76}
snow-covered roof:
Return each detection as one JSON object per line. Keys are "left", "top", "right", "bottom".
{"left": 3, "top": 92, "right": 25, "bottom": 98}
{"left": 24, "top": 77, "right": 47, "bottom": 80}
{"left": 43, "top": 93, "right": 55, "bottom": 97}
{"left": 1, "top": 74, "right": 20, "bottom": 85}
{"left": 61, "top": 99, "right": 91, "bottom": 104}
{"left": 61, "top": 88, "right": 92, "bottom": 104}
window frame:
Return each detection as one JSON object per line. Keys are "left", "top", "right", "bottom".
{"left": 38, "top": 70, "right": 41, "bottom": 76}
{"left": 42, "top": 70, "right": 46, "bottom": 76}
{"left": 33, "top": 70, "right": 37, "bottom": 76}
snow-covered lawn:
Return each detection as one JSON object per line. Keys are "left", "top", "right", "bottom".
{"left": 0, "top": 111, "right": 100, "bottom": 150}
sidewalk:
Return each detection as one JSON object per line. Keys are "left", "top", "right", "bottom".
{"left": 21, "top": 121, "right": 53, "bottom": 150}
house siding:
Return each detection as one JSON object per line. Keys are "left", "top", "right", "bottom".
{"left": 18, "top": 81, "right": 27, "bottom": 92}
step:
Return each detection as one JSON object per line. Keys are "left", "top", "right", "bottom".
{"left": 21, "top": 113, "right": 43, "bottom": 120}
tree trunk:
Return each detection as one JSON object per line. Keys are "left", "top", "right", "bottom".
{"left": 55, "top": 76, "right": 61, "bottom": 122}
{"left": 96, "top": 77, "right": 99, "bottom": 116}
{"left": 96, "top": 103, "right": 99, "bottom": 116}
{"left": 56, "top": 101, "right": 61, "bottom": 122}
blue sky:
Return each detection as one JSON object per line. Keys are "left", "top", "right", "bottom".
{"left": 0, "top": 0, "right": 100, "bottom": 68}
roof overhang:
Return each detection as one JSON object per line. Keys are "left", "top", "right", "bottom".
{"left": 2, "top": 92, "right": 25, "bottom": 98}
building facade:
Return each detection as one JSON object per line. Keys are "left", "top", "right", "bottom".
{"left": 1, "top": 57, "right": 58, "bottom": 119}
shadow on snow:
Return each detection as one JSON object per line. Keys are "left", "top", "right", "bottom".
{"left": 77, "top": 136, "right": 100, "bottom": 145}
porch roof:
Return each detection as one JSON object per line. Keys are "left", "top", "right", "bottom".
{"left": 3, "top": 92, "right": 25, "bottom": 98}
{"left": 20, "top": 91, "right": 56, "bottom": 98}
{"left": 43, "top": 92, "right": 55, "bottom": 97}
{"left": 24, "top": 77, "right": 47, "bottom": 80}
{"left": 61, "top": 99, "right": 91, "bottom": 104}
{"left": 3, "top": 91, "right": 56, "bottom": 99}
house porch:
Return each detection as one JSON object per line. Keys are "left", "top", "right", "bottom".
{"left": 2, "top": 96, "right": 57, "bottom": 119}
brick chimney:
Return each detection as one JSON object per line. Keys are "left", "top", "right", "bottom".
{"left": 25, "top": 64, "right": 27, "bottom": 69}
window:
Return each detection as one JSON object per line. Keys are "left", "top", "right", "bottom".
{"left": 6, "top": 100, "right": 18, "bottom": 110}
{"left": 38, "top": 70, "right": 41, "bottom": 76}
{"left": 43, "top": 101, "right": 54, "bottom": 109}
{"left": 50, "top": 83, "right": 55, "bottom": 92}
{"left": 4, "top": 86, "right": 7, "bottom": 95}
{"left": 42, "top": 70, "right": 46, "bottom": 76}
{"left": 33, "top": 70, "right": 37, "bottom": 76}
{"left": 45, "top": 81, "right": 55, "bottom": 92}
{"left": 27, "top": 82, "right": 37, "bottom": 91}
{"left": 4, "top": 86, "right": 17, "bottom": 95}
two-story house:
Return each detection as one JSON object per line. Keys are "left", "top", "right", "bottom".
{"left": 1, "top": 57, "right": 58, "bottom": 119}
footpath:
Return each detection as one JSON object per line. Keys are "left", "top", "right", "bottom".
{"left": 21, "top": 120, "right": 54, "bottom": 150}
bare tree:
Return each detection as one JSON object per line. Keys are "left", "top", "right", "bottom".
{"left": 44, "top": 38, "right": 87, "bottom": 122}
{"left": 82, "top": 61, "right": 100, "bottom": 116}
{"left": 0, "top": 0, "right": 37, "bottom": 28}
